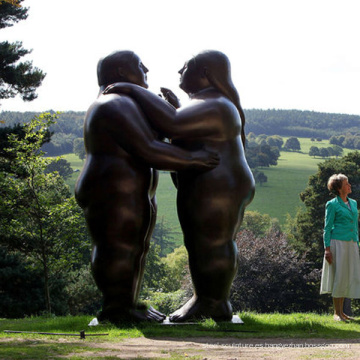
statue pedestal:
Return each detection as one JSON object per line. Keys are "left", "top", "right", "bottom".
{"left": 88, "top": 315, "right": 244, "bottom": 326}
{"left": 161, "top": 314, "right": 243, "bottom": 325}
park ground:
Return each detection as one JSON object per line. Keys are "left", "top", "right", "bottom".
{"left": 2, "top": 336, "right": 360, "bottom": 359}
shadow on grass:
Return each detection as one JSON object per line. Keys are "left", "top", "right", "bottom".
{"left": 137, "top": 312, "right": 360, "bottom": 343}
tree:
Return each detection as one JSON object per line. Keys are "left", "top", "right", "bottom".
{"left": 0, "top": 113, "right": 90, "bottom": 314}
{"left": 152, "top": 216, "right": 178, "bottom": 256}
{"left": 266, "top": 135, "right": 284, "bottom": 149}
{"left": 0, "top": 122, "right": 51, "bottom": 173}
{"left": 241, "top": 211, "right": 279, "bottom": 238}
{"left": 284, "top": 137, "right": 301, "bottom": 151}
{"left": 45, "top": 158, "right": 73, "bottom": 180}
{"left": 309, "top": 146, "right": 320, "bottom": 158}
{"left": 0, "top": 246, "right": 44, "bottom": 318}
{"left": 246, "top": 144, "right": 280, "bottom": 168}
{"left": 161, "top": 246, "right": 190, "bottom": 292}
{"left": 73, "top": 137, "right": 86, "bottom": 160}
{"left": 319, "top": 147, "right": 329, "bottom": 158}
{"left": 290, "top": 152, "right": 360, "bottom": 266}
{"left": 0, "top": 0, "right": 45, "bottom": 103}
{"left": 332, "top": 145, "right": 343, "bottom": 158}
{"left": 252, "top": 169, "right": 267, "bottom": 186}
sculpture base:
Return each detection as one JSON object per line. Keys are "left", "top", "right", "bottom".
{"left": 88, "top": 314, "right": 243, "bottom": 326}
{"left": 161, "top": 314, "right": 243, "bottom": 325}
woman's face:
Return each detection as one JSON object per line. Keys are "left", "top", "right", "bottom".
{"left": 178, "top": 59, "right": 202, "bottom": 94}
{"left": 339, "top": 179, "right": 352, "bottom": 197}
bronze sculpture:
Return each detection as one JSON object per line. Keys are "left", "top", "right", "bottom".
{"left": 104, "top": 50, "right": 255, "bottom": 322}
{"left": 75, "top": 50, "right": 219, "bottom": 324}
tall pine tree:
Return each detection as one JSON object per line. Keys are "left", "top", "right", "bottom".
{"left": 0, "top": 0, "right": 45, "bottom": 103}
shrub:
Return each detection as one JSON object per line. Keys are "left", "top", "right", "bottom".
{"left": 0, "top": 248, "right": 44, "bottom": 318}
{"left": 144, "top": 289, "right": 188, "bottom": 316}
{"left": 65, "top": 265, "right": 102, "bottom": 316}
{"left": 231, "top": 230, "right": 330, "bottom": 313}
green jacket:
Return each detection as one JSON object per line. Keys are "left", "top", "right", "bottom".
{"left": 323, "top": 196, "right": 359, "bottom": 248}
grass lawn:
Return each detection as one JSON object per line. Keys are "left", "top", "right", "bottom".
{"left": 1, "top": 313, "right": 360, "bottom": 359}
{"left": 1, "top": 312, "right": 360, "bottom": 339}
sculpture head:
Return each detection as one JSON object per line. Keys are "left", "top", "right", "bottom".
{"left": 179, "top": 50, "right": 232, "bottom": 96}
{"left": 97, "top": 50, "right": 149, "bottom": 88}
{"left": 179, "top": 50, "right": 246, "bottom": 148}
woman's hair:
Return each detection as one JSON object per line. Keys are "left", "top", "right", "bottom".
{"left": 327, "top": 173, "right": 348, "bottom": 195}
{"left": 193, "top": 50, "right": 246, "bottom": 149}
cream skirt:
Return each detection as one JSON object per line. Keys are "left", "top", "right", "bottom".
{"left": 320, "top": 239, "right": 360, "bottom": 298}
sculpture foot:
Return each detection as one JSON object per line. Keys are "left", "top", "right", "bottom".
{"left": 98, "top": 304, "right": 166, "bottom": 325}
{"left": 169, "top": 295, "right": 233, "bottom": 323}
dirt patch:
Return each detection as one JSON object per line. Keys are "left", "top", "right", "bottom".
{"left": 72, "top": 337, "right": 360, "bottom": 359}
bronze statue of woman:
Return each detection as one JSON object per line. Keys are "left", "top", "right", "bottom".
{"left": 105, "top": 50, "right": 255, "bottom": 322}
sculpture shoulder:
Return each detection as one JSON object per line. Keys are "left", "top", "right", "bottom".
{"left": 88, "top": 93, "right": 139, "bottom": 119}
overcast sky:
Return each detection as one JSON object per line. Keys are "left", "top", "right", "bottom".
{"left": 1, "top": 0, "right": 360, "bottom": 115}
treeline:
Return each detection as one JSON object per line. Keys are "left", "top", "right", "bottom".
{"left": 2, "top": 109, "right": 360, "bottom": 149}
{"left": 0, "top": 110, "right": 85, "bottom": 156}
{"left": 245, "top": 109, "right": 360, "bottom": 138}
{"left": 330, "top": 134, "right": 360, "bottom": 150}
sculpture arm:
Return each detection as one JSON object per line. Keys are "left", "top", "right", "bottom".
{"left": 104, "top": 83, "right": 220, "bottom": 139}
{"left": 101, "top": 95, "right": 219, "bottom": 171}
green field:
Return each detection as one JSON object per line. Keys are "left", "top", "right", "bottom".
{"left": 64, "top": 138, "right": 349, "bottom": 244}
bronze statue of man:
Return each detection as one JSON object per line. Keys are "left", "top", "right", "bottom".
{"left": 104, "top": 50, "right": 255, "bottom": 322}
{"left": 75, "top": 50, "right": 219, "bottom": 324}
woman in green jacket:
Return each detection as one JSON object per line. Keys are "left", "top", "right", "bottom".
{"left": 320, "top": 173, "right": 360, "bottom": 321}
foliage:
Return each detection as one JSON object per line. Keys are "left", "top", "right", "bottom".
{"left": 284, "top": 137, "right": 301, "bottom": 151}
{"left": 290, "top": 151, "right": 360, "bottom": 266}
{"left": 161, "top": 245, "right": 191, "bottom": 292}
{"left": 231, "top": 229, "right": 329, "bottom": 313}
{"left": 0, "top": 122, "right": 51, "bottom": 173}
{"left": 141, "top": 243, "right": 168, "bottom": 296}
{"left": 309, "top": 145, "right": 320, "bottom": 158}
{"left": 265, "top": 135, "right": 284, "bottom": 149}
{"left": 309, "top": 145, "right": 343, "bottom": 158}
{"left": 241, "top": 211, "right": 280, "bottom": 238}
{"left": 0, "top": 0, "right": 45, "bottom": 103}
{"left": 73, "top": 137, "right": 85, "bottom": 160}
{"left": 245, "top": 109, "right": 360, "bottom": 139}
{"left": 44, "top": 158, "right": 74, "bottom": 180}
{"left": 0, "top": 247, "right": 44, "bottom": 318}
{"left": 252, "top": 169, "right": 268, "bottom": 186}
{"left": 151, "top": 216, "right": 178, "bottom": 256}
{"left": 143, "top": 289, "right": 188, "bottom": 316}
{"left": 0, "top": 111, "right": 85, "bottom": 156}
{"left": 65, "top": 264, "right": 102, "bottom": 316}
{"left": 246, "top": 142, "right": 280, "bottom": 168}
{"left": 141, "top": 242, "right": 191, "bottom": 295}
{"left": 330, "top": 133, "right": 360, "bottom": 150}
{"left": 0, "top": 113, "right": 90, "bottom": 315}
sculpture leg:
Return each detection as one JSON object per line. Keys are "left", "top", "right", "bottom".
{"left": 133, "top": 196, "right": 166, "bottom": 320}
{"left": 169, "top": 237, "right": 237, "bottom": 322}
{"left": 85, "top": 200, "right": 164, "bottom": 323}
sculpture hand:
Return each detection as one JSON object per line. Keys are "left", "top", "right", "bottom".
{"left": 103, "top": 82, "right": 133, "bottom": 95}
{"left": 192, "top": 149, "right": 220, "bottom": 170}
{"left": 160, "top": 87, "right": 181, "bottom": 109}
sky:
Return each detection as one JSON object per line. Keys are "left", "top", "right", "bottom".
{"left": 1, "top": 0, "right": 360, "bottom": 115}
